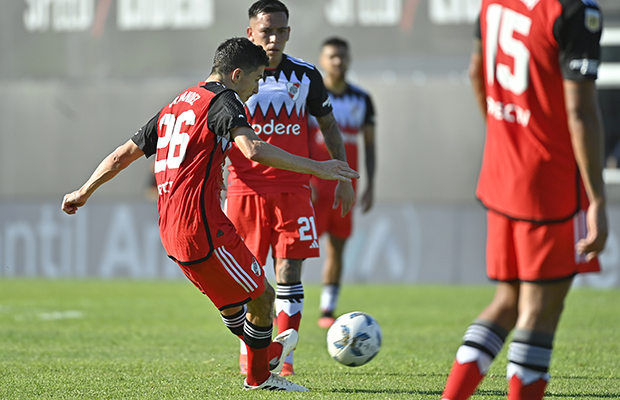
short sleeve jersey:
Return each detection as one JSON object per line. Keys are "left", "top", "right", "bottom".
{"left": 475, "top": 0, "right": 602, "bottom": 222}
{"left": 308, "top": 83, "right": 375, "bottom": 175}
{"left": 226, "top": 54, "right": 333, "bottom": 195}
{"left": 132, "top": 82, "right": 251, "bottom": 264}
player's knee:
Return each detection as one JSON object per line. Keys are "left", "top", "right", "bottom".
{"left": 261, "top": 283, "right": 276, "bottom": 305}
{"left": 517, "top": 301, "right": 566, "bottom": 333}
{"left": 490, "top": 294, "right": 518, "bottom": 315}
{"left": 248, "top": 284, "right": 275, "bottom": 319}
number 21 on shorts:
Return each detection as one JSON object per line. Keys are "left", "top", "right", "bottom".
{"left": 486, "top": 5, "right": 532, "bottom": 95}
{"left": 298, "top": 216, "right": 318, "bottom": 242}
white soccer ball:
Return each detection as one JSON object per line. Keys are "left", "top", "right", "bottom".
{"left": 326, "top": 311, "right": 382, "bottom": 367}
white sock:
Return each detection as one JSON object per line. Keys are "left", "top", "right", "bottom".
{"left": 320, "top": 284, "right": 339, "bottom": 314}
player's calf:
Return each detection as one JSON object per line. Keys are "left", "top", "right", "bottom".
{"left": 221, "top": 305, "right": 246, "bottom": 339}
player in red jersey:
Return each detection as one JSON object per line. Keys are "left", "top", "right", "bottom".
{"left": 226, "top": 1, "right": 355, "bottom": 376}
{"left": 441, "top": 1, "right": 607, "bottom": 399}
{"left": 308, "top": 37, "right": 376, "bottom": 329}
{"left": 61, "top": 37, "right": 358, "bottom": 392}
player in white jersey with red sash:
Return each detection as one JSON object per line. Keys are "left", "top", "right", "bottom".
{"left": 226, "top": 1, "right": 355, "bottom": 376}
{"left": 62, "top": 37, "right": 358, "bottom": 392}
{"left": 307, "top": 37, "right": 376, "bottom": 329}
{"left": 442, "top": 1, "right": 607, "bottom": 399}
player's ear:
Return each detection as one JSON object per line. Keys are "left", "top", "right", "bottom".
{"left": 247, "top": 26, "right": 253, "bottom": 41}
{"left": 231, "top": 68, "right": 243, "bottom": 83}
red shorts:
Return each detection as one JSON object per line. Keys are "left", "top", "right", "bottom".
{"left": 175, "top": 234, "right": 265, "bottom": 310}
{"left": 486, "top": 209, "right": 600, "bottom": 282}
{"left": 311, "top": 178, "right": 352, "bottom": 238}
{"left": 225, "top": 192, "right": 320, "bottom": 266}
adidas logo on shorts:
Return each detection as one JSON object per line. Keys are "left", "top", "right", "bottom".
{"left": 310, "top": 240, "right": 319, "bottom": 249}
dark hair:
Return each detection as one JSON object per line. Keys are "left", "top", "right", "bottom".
{"left": 248, "top": 0, "right": 289, "bottom": 19}
{"left": 211, "top": 37, "right": 269, "bottom": 76}
{"left": 322, "top": 37, "right": 349, "bottom": 51}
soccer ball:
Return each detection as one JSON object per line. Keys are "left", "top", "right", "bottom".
{"left": 326, "top": 311, "right": 382, "bottom": 367}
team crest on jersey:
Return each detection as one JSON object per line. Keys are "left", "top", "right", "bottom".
{"left": 251, "top": 258, "right": 262, "bottom": 277}
{"left": 584, "top": 8, "right": 601, "bottom": 33}
{"left": 286, "top": 82, "right": 301, "bottom": 101}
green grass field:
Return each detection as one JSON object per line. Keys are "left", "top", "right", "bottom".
{"left": 0, "top": 280, "right": 618, "bottom": 399}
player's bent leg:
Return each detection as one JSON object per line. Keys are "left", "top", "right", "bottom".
{"left": 243, "top": 281, "right": 297, "bottom": 375}
{"left": 246, "top": 280, "right": 275, "bottom": 326}
{"left": 274, "top": 258, "right": 304, "bottom": 376}
{"left": 319, "top": 235, "right": 346, "bottom": 328}
{"left": 442, "top": 282, "right": 518, "bottom": 400}
{"left": 221, "top": 305, "right": 250, "bottom": 374}
{"left": 506, "top": 278, "right": 574, "bottom": 400}
{"left": 242, "top": 280, "right": 276, "bottom": 385}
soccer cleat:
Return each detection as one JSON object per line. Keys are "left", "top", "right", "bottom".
{"left": 269, "top": 329, "right": 298, "bottom": 374}
{"left": 243, "top": 372, "right": 308, "bottom": 391}
{"left": 239, "top": 353, "right": 248, "bottom": 375}
{"left": 280, "top": 362, "right": 295, "bottom": 376}
{"left": 317, "top": 315, "right": 336, "bottom": 329}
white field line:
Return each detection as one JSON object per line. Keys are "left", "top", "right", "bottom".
{"left": 37, "top": 311, "right": 84, "bottom": 321}
{"left": 11, "top": 310, "right": 85, "bottom": 321}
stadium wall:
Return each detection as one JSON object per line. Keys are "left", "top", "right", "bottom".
{"left": 2, "top": 0, "right": 618, "bottom": 202}
{"left": 1, "top": 200, "right": 619, "bottom": 288}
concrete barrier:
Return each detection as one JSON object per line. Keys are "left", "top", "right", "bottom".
{"left": 1, "top": 200, "right": 618, "bottom": 288}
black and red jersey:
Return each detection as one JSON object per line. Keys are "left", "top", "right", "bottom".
{"left": 309, "top": 82, "right": 375, "bottom": 175}
{"left": 226, "top": 54, "right": 333, "bottom": 195}
{"left": 475, "top": 0, "right": 602, "bottom": 222}
{"left": 132, "top": 81, "right": 251, "bottom": 263}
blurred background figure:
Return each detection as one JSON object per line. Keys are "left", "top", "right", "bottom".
{"left": 308, "top": 37, "right": 376, "bottom": 328}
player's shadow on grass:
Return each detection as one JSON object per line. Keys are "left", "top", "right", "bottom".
{"left": 546, "top": 393, "right": 620, "bottom": 398}
{"left": 475, "top": 390, "right": 620, "bottom": 399}
{"left": 330, "top": 388, "right": 620, "bottom": 398}
{"left": 330, "top": 388, "right": 443, "bottom": 395}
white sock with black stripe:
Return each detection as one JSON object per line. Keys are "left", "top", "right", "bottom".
{"left": 276, "top": 283, "right": 304, "bottom": 366}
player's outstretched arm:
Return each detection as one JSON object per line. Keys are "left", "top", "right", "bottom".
{"left": 316, "top": 112, "right": 356, "bottom": 216}
{"left": 231, "top": 126, "right": 359, "bottom": 182}
{"left": 565, "top": 79, "right": 608, "bottom": 260}
{"left": 61, "top": 139, "right": 144, "bottom": 215}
